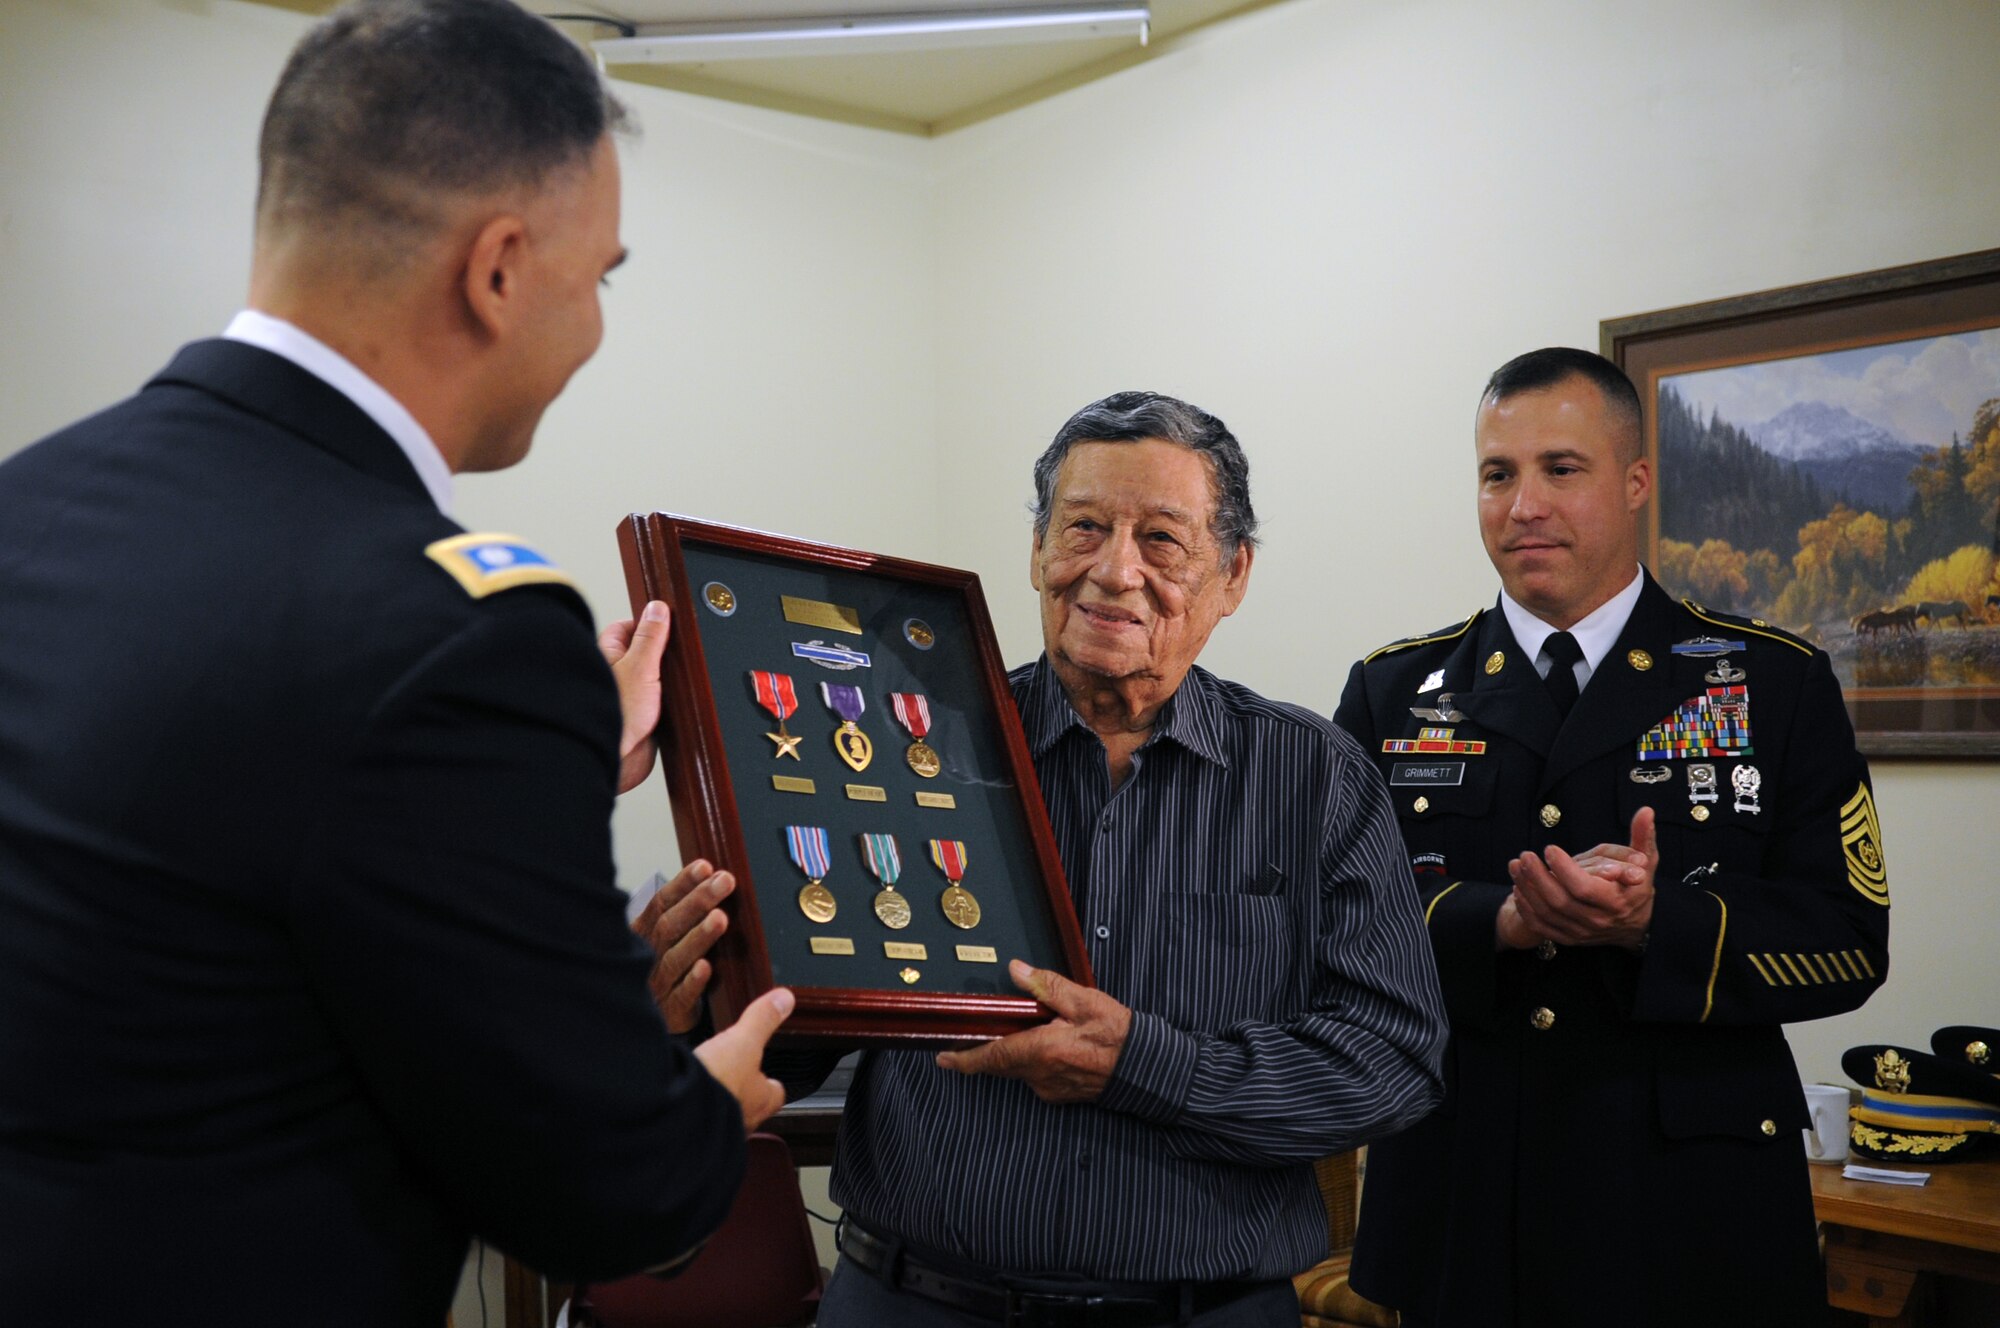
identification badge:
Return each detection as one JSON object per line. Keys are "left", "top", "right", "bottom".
{"left": 1390, "top": 761, "right": 1465, "bottom": 786}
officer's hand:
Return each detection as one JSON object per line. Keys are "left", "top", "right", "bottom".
{"left": 1494, "top": 895, "right": 1546, "bottom": 951}
{"left": 631, "top": 859, "right": 735, "bottom": 1034}
{"left": 693, "top": 987, "right": 794, "bottom": 1133}
{"left": 599, "top": 600, "right": 671, "bottom": 794}
{"left": 1570, "top": 808, "right": 1659, "bottom": 890}
{"left": 1507, "top": 809, "right": 1657, "bottom": 950}
{"left": 934, "top": 961, "right": 1130, "bottom": 1103}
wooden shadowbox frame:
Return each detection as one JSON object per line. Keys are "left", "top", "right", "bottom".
{"left": 1604, "top": 247, "right": 2000, "bottom": 758}
{"left": 618, "top": 513, "right": 1093, "bottom": 1046}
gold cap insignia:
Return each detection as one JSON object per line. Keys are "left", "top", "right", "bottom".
{"left": 1484, "top": 652, "right": 1505, "bottom": 675}
{"left": 1968, "top": 1040, "right": 1990, "bottom": 1066}
{"left": 1874, "top": 1048, "right": 1912, "bottom": 1093}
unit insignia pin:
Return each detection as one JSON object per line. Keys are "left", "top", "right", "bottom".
{"left": 1419, "top": 669, "right": 1447, "bottom": 694}
{"left": 1484, "top": 652, "right": 1505, "bottom": 676}
{"left": 1628, "top": 649, "right": 1654, "bottom": 671}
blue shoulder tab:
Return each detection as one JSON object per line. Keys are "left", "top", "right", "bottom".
{"left": 425, "top": 533, "right": 576, "bottom": 599}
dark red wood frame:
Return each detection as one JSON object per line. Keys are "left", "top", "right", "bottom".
{"left": 618, "top": 513, "right": 1093, "bottom": 1046}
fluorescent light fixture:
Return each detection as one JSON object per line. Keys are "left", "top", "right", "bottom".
{"left": 592, "top": 6, "right": 1150, "bottom": 64}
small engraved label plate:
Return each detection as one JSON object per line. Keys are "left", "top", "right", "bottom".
{"left": 772, "top": 775, "right": 816, "bottom": 794}
{"left": 884, "top": 942, "right": 929, "bottom": 960}
{"left": 845, "top": 784, "right": 887, "bottom": 802}
{"left": 809, "top": 936, "right": 856, "bottom": 955}
{"left": 915, "top": 791, "right": 957, "bottom": 809}
{"left": 956, "top": 945, "right": 999, "bottom": 963}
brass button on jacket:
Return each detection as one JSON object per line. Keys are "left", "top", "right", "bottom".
{"left": 1759, "top": 1119, "right": 1777, "bottom": 1137}
{"left": 1539, "top": 804, "right": 1561, "bottom": 828}
{"left": 1530, "top": 1007, "right": 1555, "bottom": 1031}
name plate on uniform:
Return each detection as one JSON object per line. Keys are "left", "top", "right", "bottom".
{"left": 620, "top": 512, "right": 1092, "bottom": 1048}
{"left": 1390, "top": 761, "right": 1465, "bottom": 786}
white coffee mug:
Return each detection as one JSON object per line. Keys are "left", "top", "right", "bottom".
{"left": 1803, "top": 1083, "right": 1849, "bottom": 1163}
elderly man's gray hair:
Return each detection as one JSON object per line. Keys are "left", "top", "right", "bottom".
{"left": 1030, "top": 391, "right": 1260, "bottom": 562}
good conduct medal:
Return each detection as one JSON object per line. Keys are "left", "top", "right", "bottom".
{"left": 786, "top": 824, "right": 836, "bottom": 923}
{"left": 820, "top": 682, "right": 873, "bottom": 771}
{"left": 928, "top": 838, "right": 981, "bottom": 930}
{"left": 890, "top": 692, "right": 941, "bottom": 777}
{"left": 860, "top": 832, "right": 912, "bottom": 929}
{"left": 751, "top": 671, "right": 803, "bottom": 759}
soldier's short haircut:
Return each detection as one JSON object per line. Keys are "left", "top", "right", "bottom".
{"left": 1482, "top": 347, "right": 1644, "bottom": 462}
{"left": 257, "top": 0, "right": 628, "bottom": 249}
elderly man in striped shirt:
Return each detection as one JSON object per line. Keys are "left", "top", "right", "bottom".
{"left": 748, "top": 391, "right": 1449, "bottom": 1327}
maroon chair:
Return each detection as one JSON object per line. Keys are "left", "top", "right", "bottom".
{"left": 572, "top": 1133, "right": 826, "bottom": 1328}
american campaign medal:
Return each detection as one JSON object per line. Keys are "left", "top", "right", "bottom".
{"left": 1484, "top": 652, "right": 1505, "bottom": 675}
{"left": 860, "top": 832, "right": 912, "bottom": 930}
{"left": 820, "top": 682, "right": 874, "bottom": 772}
{"left": 1731, "top": 764, "right": 1763, "bottom": 814}
{"left": 890, "top": 692, "right": 941, "bottom": 777}
{"left": 1687, "top": 763, "right": 1719, "bottom": 804}
{"left": 904, "top": 618, "right": 936, "bottom": 650}
{"left": 751, "top": 671, "right": 804, "bottom": 759}
{"left": 786, "top": 824, "right": 836, "bottom": 923}
{"left": 1628, "top": 649, "right": 1654, "bottom": 672}
{"left": 1629, "top": 765, "right": 1670, "bottom": 785}
{"left": 702, "top": 581, "right": 737, "bottom": 616}
{"left": 793, "top": 639, "right": 872, "bottom": 670}
{"left": 929, "top": 839, "right": 981, "bottom": 929}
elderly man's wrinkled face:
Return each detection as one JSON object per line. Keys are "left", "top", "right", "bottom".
{"left": 1031, "top": 439, "right": 1251, "bottom": 698}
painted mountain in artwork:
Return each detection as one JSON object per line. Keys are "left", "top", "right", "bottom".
{"left": 1748, "top": 401, "right": 1926, "bottom": 515}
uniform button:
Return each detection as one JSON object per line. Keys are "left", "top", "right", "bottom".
{"left": 1095, "top": 924, "right": 1110, "bottom": 940}
{"left": 1100, "top": 812, "right": 1113, "bottom": 831}
{"left": 1760, "top": 1119, "right": 1777, "bottom": 1137}
{"left": 1530, "top": 1007, "right": 1555, "bottom": 1031}
{"left": 1540, "top": 804, "right": 1561, "bottom": 828}
{"left": 1413, "top": 796, "right": 1430, "bottom": 814}
{"left": 1692, "top": 805, "right": 1711, "bottom": 823}
{"left": 1537, "top": 940, "right": 1558, "bottom": 960}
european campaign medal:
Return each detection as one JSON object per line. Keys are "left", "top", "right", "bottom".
{"left": 751, "top": 671, "right": 803, "bottom": 759}
{"left": 890, "top": 692, "right": 941, "bottom": 777}
{"left": 787, "top": 824, "right": 836, "bottom": 923}
{"left": 820, "top": 682, "right": 874, "bottom": 772}
{"left": 860, "top": 832, "right": 912, "bottom": 930}
{"left": 929, "top": 838, "right": 981, "bottom": 930}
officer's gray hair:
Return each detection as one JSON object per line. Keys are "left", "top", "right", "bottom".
{"left": 1030, "top": 391, "right": 1259, "bottom": 563}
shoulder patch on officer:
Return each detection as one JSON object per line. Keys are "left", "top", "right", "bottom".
{"left": 425, "top": 533, "right": 575, "bottom": 599}
{"left": 1840, "top": 782, "right": 1889, "bottom": 906}
{"left": 1365, "top": 611, "right": 1483, "bottom": 665}
{"left": 1680, "top": 598, "right": 1813, "bottom": 656}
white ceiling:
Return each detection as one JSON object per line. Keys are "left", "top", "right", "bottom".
{"left": 254, "top": 1, "right": 1281, "bottom": 136}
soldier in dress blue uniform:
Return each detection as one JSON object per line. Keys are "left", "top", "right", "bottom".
{"left": 0, "top": 4, "right": 788, "bottom": 1324}
{"left": 1336, "top": 348, "right": 1890, "bottom": 1328}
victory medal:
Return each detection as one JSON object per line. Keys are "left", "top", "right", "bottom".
{"left": 860, "top": 832, "right": 912, "bottom": 929}
{"left": 890, "top": 692, "right": 941, "bottom": 777}
{"left": 820, "top": 682, "right": 873, "bottom": 771}
{"left": 751, "top": 671, "right": 803, "bottom": 759}
{"left": 929, "top": 838, "right": 981, "bottom": 930}
{"left": 786, "top": 824, "right": 837, "bottom": 923}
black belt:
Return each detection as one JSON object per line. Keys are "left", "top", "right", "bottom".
{"left": 836, "top": 1217, "right": 1266, "bottom": 1328}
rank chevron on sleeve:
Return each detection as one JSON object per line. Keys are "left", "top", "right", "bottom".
{"left": 1841, "top": 783, "right": 1889, "bottom": 905}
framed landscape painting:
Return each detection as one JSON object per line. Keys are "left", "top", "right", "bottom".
{"left": 1605, "top": 249, "right": 2000, "bottom": 756}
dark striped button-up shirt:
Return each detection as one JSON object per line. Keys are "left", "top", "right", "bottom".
{"left": 819, "top": 657, "right": 1447, "bottom": 1281}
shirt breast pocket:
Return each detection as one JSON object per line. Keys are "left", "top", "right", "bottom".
{"left": 1154, "top": 893, "right": 1296, "bottom": 1033}
{"left": 1394, "top": 760, "right": 1499, "bottom": 863}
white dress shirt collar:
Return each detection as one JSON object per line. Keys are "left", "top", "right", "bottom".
{"left": 1500, "top": 566, "right": 1646, "bottom": 689}
{"left": 222, "top": 309, "right": 454, "bottom": 515}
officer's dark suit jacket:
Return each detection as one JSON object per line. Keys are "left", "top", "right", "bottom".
{"left": 1335, "top": 573, "right": 1889, "bottom": 1328}
{"left": 0, "top": 342, "right": 744, "bottom": 1326}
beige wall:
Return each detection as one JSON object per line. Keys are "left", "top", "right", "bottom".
{"left": 926, "top": 0, "right": 2000, "bottom": 1084}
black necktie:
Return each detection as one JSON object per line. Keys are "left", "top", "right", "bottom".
{"left": 1542, "top": 631, "right": 1584, "bottom": 718}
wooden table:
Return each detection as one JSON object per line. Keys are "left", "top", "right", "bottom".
{"left": 1812, "top": 1155, "right": 2000, "bottom": 1326}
